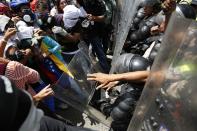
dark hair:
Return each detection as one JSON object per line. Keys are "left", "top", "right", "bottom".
{"left": 55, "top": 0, "right": 66, "bottom": 14}
{"left": 5, "top": 46, "right": 25, "bottom": 61}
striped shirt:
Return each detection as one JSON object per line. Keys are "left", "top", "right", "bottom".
{"left": 5, "top": 61, "right": 40, "bottom": 95}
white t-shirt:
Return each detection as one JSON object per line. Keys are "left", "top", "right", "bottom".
{"left": 16, "top": 21, "right": 34, "bottom": 40}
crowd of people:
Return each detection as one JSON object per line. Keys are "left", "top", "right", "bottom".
{"left": 0, "top": 0, "right": 196, "bottom": 131}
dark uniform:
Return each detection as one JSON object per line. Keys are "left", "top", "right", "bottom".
{"left": 81, "top": 0, "right": 110, "bottom": 73}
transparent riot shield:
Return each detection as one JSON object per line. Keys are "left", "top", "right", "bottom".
{"left": 111, "top": 0, "right": 141, "bottom": 73}
{"left": 52, "top": 43, "right": 112, "bottom": 127}
{"left": 127, "top": 13, "right": 197, "bottom": 131}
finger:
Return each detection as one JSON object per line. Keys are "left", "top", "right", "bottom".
{"left": 45, "top": 84, "right": 51, "bottom": 89}
{"left": 8, "top": 28, "right": 16, "bottom": 31}
{"left": 42, "top": 84, "right": 51, "bottom": 90}
{"left": 103, "top": 83, "right": 110, "bottom": 88}
{"left": 106, "top": 86, "right": 113, "bottom": 91}
{"left": 47, "top": 90, "right": 54, "bottom": 95}
{"left": 43, "top": 91, "right": 54, "bottom": 97}
{"left": 11, "top": 29, "right": 17, "bottom": 32}
{"left": 87, "top": 77, "right": 96, "bottom": 81}
{"left": 37, "top": 30, "right": 43, "bottom": 34}
{"left": 87, "top": 73, "right": 96, "bottom": 77}
{"left": 105, "top": 83, "right": 114, "bottom": 91}
{"left": 34, "top": 30, "right": 40, "bottom": 33}
{"left": 51, "top": 90, "right": 55, "bottom": 95}
{"left": 7, "top": 29, "right": 15, "bottom": 33}
{"left": 10, "top": 30, "right": 17, "bottom": 34}
{"left": 45, "top": 88, "right": 53, "bottom": 93}
{"left": 14, "top": 16, "right": 20, "bottom": 18}
{"left": 96, "top": 84, "right": 106, "bottom": 90}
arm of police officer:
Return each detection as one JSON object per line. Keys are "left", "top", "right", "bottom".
{"left": 0, "top": 28, "right": 17, "bottom": 57}
{"left": 87, "top": 71, "right": 150, "bottom": 90}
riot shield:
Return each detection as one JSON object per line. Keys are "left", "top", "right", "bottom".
{"left": 127, "top": 13, "right": 197, "bottom": 131}
{"left": 52, "top": 44, "right": 112, "bottom": 127}
{"left": 111, "top": 0, "right": 141, "bottom": 73}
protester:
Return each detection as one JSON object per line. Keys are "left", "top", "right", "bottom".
{"left": 50, "top": 0, "right": 67, "bottom": 16}
{"left": 76, "top": 0, "right": 110, "bottom": 73}
{"left": 0, "top": 75, "right": 94, "bottom": 131}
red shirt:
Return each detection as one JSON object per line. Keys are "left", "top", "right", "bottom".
{"left": 5, "top": 61, "right": 40, "bottom": 95}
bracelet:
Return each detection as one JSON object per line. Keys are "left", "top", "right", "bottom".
{"left": 1, "top": 38, "right": 8, "bottom": 43}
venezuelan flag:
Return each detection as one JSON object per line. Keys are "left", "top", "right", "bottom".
{"left": 40, "top": 36, "right": 74, "bottom": 78}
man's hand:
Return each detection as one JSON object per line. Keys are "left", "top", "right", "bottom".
{"left": 4, "top": 28, "right": 17, "bottom": 41}
{"left": 33, "top": 84, "right": 54, "bottom": 102}
{"left": 34, "top": 29, "right": 46, "bottom": 37}
{"left": 87, "top": 14, "right": 94, "bottom": 21}
{"left": 162, "top": 0, "right": 176, "bottom": 14}
{"left": 87, "top": 73, "right": 117, "bottom": 90}
{"left": 96, "top": 81, "right": 119, "bottom": 91}
{"left": 87, "top": 73, "right": 111, "bottom": 83}
{"left": 11, "top": 16, "right": 21, "bottom": 24}
{"left": 87, "top": 14, "right": 105, "bottom": 22}
{"left": 52, "top": 26, "right": 68, "bottom": 36}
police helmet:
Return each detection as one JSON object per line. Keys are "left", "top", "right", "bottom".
{"left": 176, "top": 4, "right": 196, "bottom": 19}
{"left": 114, "top": 53, "right": 150, "bottom": 74}
{"left": 191, "top": 0, "right": 197, "bottom": 6}
{"left": 140, "top": 0, "right": 161, "bottom": 7}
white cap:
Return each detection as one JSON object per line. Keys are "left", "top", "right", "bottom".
{"left": 63, "top": 5, "right": 83, "bottom": 28}
{"left": 0, "top": 15, "right": 10, "bottom": 32}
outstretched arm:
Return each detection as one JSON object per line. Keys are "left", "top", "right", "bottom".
{"left": 0, "top": 28, "right": 16, "bottom": 57}
{"left": 87, "top": 71, "right": 150, "bottom": 90}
